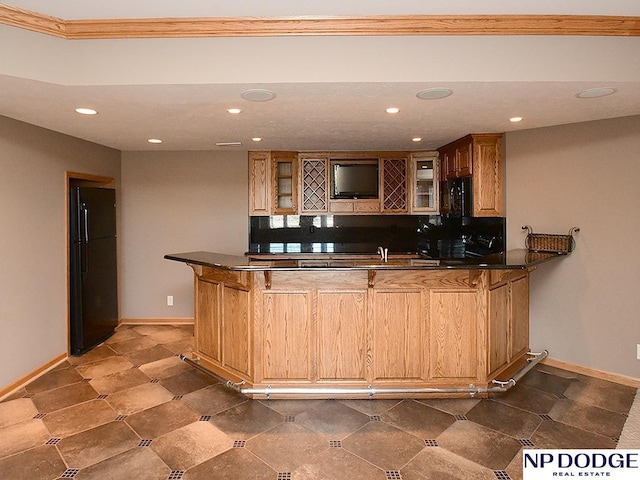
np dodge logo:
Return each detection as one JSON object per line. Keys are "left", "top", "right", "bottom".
{"left": 523, "top": 450, "right": 640, "bottom": 479}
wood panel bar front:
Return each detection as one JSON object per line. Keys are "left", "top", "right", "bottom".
{"left": 186, "top": 263, "right": 531, "bottom": 399}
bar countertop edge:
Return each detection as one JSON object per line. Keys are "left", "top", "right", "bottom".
{"left": 164, "top": 249, "right": 566, "bottom": 271}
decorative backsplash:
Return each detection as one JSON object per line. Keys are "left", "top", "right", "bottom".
{"left": 249, "top": 215, "right": 505, "bottom": 258}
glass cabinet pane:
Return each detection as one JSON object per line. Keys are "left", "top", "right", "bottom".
{"left": 277, "top": 162, "right": 292, "bottom": 177}
{"left": 273, "top": 156, "right": 297, "bottom": 213}
{"left": 415, "top": 160, "right": 434, "bottom": 209}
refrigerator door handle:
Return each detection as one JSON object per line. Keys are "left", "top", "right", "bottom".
{"left": 81, "top": 203, "right": 89, "bottom": 275}
{"left": 83, "top": 203, "right": 89, "bottom": 243}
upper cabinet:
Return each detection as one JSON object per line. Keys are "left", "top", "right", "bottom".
{"left": 248, "top": 151, "right": 271, "bottom": 216}
{"left": 438, "top": 134, "right": 504, "bottom": 217}
{"left": 471, "top": 134, "right": 504, "bottom": 217}
{"left": 441, "top": 141, "right": 472, "bottom": 180}
{"left": 249, "top": 136, "right": 501, "bottom": 217}
{"left": 409, "top": 152, "right": 439, "bottom": 214}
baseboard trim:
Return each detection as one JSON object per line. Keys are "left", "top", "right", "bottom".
{"left": 119, "top": 317, "right": 194, "bottom": 326}
{"left": 0, "top": 352, "right": 68, "bottom": 402}
{"left": 542, "top": 357, "right": 640, "bottom": 388}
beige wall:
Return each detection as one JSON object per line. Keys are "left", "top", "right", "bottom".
{"left": 0, "top": 115, "right": 120, "bottom": 390}
{"left": 505, "top": 115, "right": 640, "bottom": 378}
{"left": 119, "top": 150, "right": 248, "bottom": 320}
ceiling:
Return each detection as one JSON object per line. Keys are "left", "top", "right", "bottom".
{"left": 1, "top": 1, "right": 639, "bottom": 152}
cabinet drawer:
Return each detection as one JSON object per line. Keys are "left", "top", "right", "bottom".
{"left": 329, "top": 200, "right": 380, "bottom": 213}
{"left": 354, "top": 200, "right": 380, "bottom": 212}
{"left": 329, "top": 201, "right": 354, "bottom": 213}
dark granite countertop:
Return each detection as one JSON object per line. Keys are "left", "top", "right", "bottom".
{"left": 164, "top": 249, "right": 565, "bottom": 271}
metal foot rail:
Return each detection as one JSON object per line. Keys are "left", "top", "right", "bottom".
{"left": 180, "top": 350, "right": 548, "bottom": 399}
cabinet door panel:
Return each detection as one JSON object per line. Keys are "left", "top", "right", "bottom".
{"left": 371, "top": 290, "right": 423, "bottom": 380}
{"left": 472, "top": 137, "right": 503, "bottom": 217}
{"left": 317, "top": 291, "right": 367, "bottom": 380}
{"left": 248, "top": 152, "right": 271, "bottom": 215}
{"left": 196, "top": 279, "right": 220, "bottom": 361}
{"left": 488, "top": 285, "right": 509, "bottom": 374}
{"left": 262, "top": 292, "right": 311, "bottom": 381}
{"left": 457, "top": 142, "right": 473, "bottom": 177}
{"left": 222, "top": 286, "right": 251, "bottom": 377}
{"left": 429, "top": 290, "right": 478, "bottom": 379}
{"left": 510, "top": 276, "right": 529, "bottom": 359}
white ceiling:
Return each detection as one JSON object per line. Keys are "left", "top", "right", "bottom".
{"left": 1, "top": 1, "right": 640, "bottom": 152}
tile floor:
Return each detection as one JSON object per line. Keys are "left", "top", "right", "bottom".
{"left": 0, "top": 324, "right": 636, "bottom": 480}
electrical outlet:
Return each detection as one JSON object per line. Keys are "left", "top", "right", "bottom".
{"left": 637, "top": 344, "right": 640, "bottom": 360}
{"left": 167, "top": 295, "right": 174, "bottom": 307}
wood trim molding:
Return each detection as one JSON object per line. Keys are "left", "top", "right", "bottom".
{"left": 67, "top": 171, "right": 115, "bottom": 188}
{"left": 1, "top": 5, "right": 639, "bottom": 39}
{"left": 119, "top": 318, "right": 195, "bottom": 326}
{"left": 542, "top": 356, "right": 640, "bottom": 388}
{"left": 0, "top": 353, "right": 68, "bottom": 401}
{"left": 0, "top": 4, "right": 65, "bottom": 37}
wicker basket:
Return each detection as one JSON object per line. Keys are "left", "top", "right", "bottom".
{"left": 522, "top": 226, "right": 580, "bottom": 253}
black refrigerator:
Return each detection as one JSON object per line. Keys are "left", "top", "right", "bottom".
{"left": 69, "top": 186, "right": 118, "bottom": 355}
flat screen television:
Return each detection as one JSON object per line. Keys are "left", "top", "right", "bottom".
{"left": 331, "top": 161, "right": 379, "bottom": 199}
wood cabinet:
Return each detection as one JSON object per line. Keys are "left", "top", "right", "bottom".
{"left": 488, "top": 271, "right": 530, "bottom": 376}
{"left": 471, "top": 134, "right": 504, "bottom": 217}
{"left": 438, "top": 134, "right": 504, "bottom": 217}
{"left": 250, "top": 136, "right": 501, "bottom": 217}
{"left": 409, "top": 151, "right": 439, "bottom": 213}
{"left": 440, "top": 140, "right": 472, "bottom": 180}
{"left": 248, "top": 151, "right": 271, "bottom": 216}
{"left": 248, "top": 150, "right": 301, "bottom": 215}
{"left": 194, "top": 267, "right": 253, "bottom": 380}
{"left": 187, "top": 264, "right": 532, "bottom": 398}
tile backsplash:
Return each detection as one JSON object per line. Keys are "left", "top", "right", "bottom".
{"left": 249, "top": 215, "right": 505, "bottom": 259}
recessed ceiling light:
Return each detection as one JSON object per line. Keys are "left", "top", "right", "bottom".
{"left": 147, "top": 138, "right": 162, "bottom": 144}
{"left": 386, "top": 107, "right": 400, "bottom": 114}
{"left": 251, "top": 137, "right": 262, "bottom": 142}
{"left": 412, "top": 137, "right": 423, "bottom": 142}
{"left": 575, "top": 87, "right": 617, "bottom": 99}
{"left": 416, "top": 88, "right": 453, "bottom": 100}
{"left": 241, "top": 89, "right": 276, "bottom": 102}
{"left": 75, "top": 108, "right": 97, "bottom": 115}
{"left": 510, "top": 117, "right": 523, "bottom": 123}
{"left": 227, "top": 108, "right": 242, "bottom": 114}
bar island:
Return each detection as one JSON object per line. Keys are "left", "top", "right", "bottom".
{"left": 165, "top": 250, "right": 563, "bottom": 399}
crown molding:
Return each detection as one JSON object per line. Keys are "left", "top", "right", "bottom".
{"left": 1, "top": 5, "right": 639, "bottom": 39}
{"left": 0, "top": 4, "right": 65, "bottom": 36}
